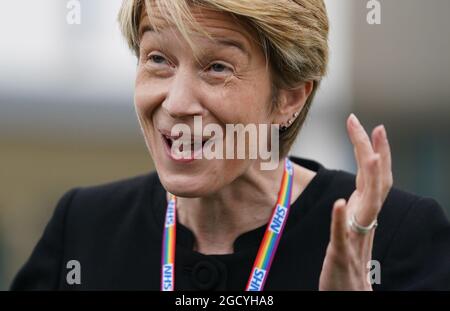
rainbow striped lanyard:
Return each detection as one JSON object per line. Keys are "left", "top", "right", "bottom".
{"left": 161, "top": 158, "right": 294, "bottom": 291}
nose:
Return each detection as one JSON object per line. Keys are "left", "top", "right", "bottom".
{"left": 162, "top": 69, "right": 205, "bottom": 119}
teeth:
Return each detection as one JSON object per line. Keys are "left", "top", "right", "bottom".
{"left": 164, "top": 134, "right": 210, "bottom": 151}
{"left": 167, "top": 137, "right": 208, "bottom": 144}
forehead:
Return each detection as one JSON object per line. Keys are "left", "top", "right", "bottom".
{"left": 138, "top": 2, "right": 259, "bottom": 49}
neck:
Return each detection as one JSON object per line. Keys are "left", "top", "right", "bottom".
{"left": 173, "top": 158, "right": 291, "bottom": 255}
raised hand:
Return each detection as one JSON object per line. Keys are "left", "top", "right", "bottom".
{"left": 319, "top": 113, "right": 393, "bottom": 291}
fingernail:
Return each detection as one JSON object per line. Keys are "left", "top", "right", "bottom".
{"left": 380, "top": 125, "right": 387, "bottom": 140}
{"left": 349, "top": 113, "right": 360, "bottom": 128}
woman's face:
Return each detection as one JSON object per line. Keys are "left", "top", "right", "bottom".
{"left": 135, "top": 6, "right": 277, "bottom": 197}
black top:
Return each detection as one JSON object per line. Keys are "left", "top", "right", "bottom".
{"left": 10, "top": 157, "right": 450, "bottom": 290}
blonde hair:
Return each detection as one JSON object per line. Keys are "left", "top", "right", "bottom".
{"left": 118, "top": 0, "right": 329, "bottom": 157}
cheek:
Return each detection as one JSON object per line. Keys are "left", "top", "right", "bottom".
{"left": 134, "top": 72, "right": 166, "bottom": 118}
{"left": 207, "top": 82, "right": 271, "bottom": 125}
{"left": 134, "top": 85, "right": 151, "bottom": 116}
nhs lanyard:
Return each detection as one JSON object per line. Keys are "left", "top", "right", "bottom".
{"left": 161, "top": 158, "right": 294, "bottom": 291}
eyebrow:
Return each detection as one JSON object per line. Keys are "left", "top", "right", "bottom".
{"left": 138, "top": 24, "right": 154, "bottom": 39}
{"left": 139, "top": 24, "right": 250, "bottom": 58}
{"left": 213, "top": 37, "right": 250, "bottom": 58}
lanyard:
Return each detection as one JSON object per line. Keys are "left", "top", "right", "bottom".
{"left": 161, "top": 158, "right": 294, "bottom": 291}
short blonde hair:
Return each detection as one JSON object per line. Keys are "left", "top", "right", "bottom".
{"left": 118, "top": 0, "right": 329, "bottom": 157}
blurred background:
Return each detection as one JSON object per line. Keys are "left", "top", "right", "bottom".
{"left": 0, "top": 0, "right": 449, "bottom": 290}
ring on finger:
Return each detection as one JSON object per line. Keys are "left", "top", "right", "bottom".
{"left": 348, "top": 213, "right": 378, "bottom": 235}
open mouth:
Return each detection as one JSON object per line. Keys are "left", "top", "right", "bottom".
{"left": 161, "top": 132, "right": 210, "bottom": 153}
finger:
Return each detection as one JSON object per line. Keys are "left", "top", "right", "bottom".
{"left": 330, "top": 199, "right": 348, "bottom": 250}
{"left": 347, "top": 114, "right": 375, "bottom": 191}
{"left": 353, "top": 146, "right": 364, "bottom": 191}
{"left": 358, "top": 153, "right": 383, "bottom": 226}
{"left": 372, "top": 125, "right": 393, "bottom": 198}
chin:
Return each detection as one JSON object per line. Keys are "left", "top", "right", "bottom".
{"left": 158, "top": 170, "right": 216, "bottom": 198}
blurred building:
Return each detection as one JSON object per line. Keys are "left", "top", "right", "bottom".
{"left": 1, "top": 0, "right": 449, "bottom": 290}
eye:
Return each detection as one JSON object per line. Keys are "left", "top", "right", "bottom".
{"left": 208, "top": 62, "right": 232, "bottom": 74}
{"left": 147, "top": 53, "right": 169, "bottom": 65}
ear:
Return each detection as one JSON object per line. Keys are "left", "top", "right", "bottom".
{"left": 273, "top": 81, "right": 314, "bottom": 125}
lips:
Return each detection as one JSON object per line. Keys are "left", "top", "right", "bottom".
{"left": 158, "top": 130, "right": 214, "bottom": 164}
{"left": 159, "top": 129, "right": 210, "bottom": 150}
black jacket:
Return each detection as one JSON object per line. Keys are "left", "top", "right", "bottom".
{"left": 10, "top": 157, "right": 450, "bottom": 290}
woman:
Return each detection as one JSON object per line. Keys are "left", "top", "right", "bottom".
{"left": 11, "top": 0, "right": 450, "bottom": 290}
